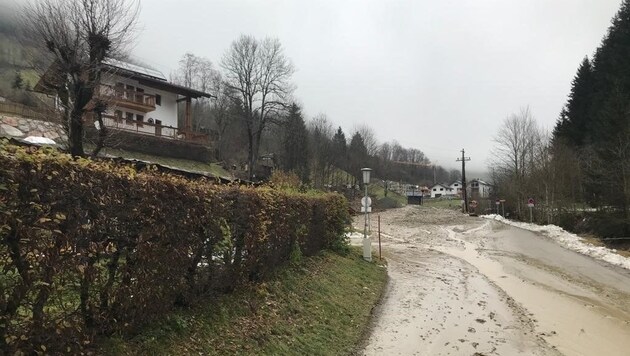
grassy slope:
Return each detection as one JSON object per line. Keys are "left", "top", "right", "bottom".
{"left": 101, "top": 248, "right": 387, "bottom": 355}
{"left": 97, "top": 146, "right": 231, "bottom": 178}
{"left": 369, "top": 184, "right": 407, "bottom": 207}
{"left": 423, "top": 198, "right": 462, "bottom": 210}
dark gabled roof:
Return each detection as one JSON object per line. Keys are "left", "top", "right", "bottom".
{"left": 33, "top": 61, "right": 63, "bottom": 95}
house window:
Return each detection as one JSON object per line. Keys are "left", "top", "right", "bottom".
{"left": 155, "top": 94, "right": 161, "bottom": 106}
{"left": 136, "top": 114, "right": 144, "bottom": 127}
{"left": 125, "top": 112, "right": 134, "bottom": 123}
{"left": 454, "top": 184, "right": 458, "bottom": 187}
{"left": 433, "top": 188, "right": 436, "bottom": 191}
{"left": 115, "top": 83, "right": 124, "bottom": 97}
{"left": 155, "top": 119, "right": 162, "bottom": 125}
{"left": 136, "top": 88, "right": 145, "bottom": 104}
{"left": 125, "top": 85, "right": 135, "bottom": 100}
{"left": 114, "top": 110, "right": 122, "bottom": 121}
{"left": 440, "top": 188, "right": 444, "bottom": 191}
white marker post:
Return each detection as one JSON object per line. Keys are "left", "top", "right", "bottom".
{"left": 361, "top": 168, "right": 372, "bottom": 262}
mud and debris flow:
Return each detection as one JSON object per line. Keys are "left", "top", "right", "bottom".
{"left": 352, "top": 206, "right": 630, "bottom": 356}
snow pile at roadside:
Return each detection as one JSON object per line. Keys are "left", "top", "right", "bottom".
{"left": 23, "top": 136, "right": 56, "bottom": 145}
{"left": 482, "top": 214, "right": 630, "bottom": 270}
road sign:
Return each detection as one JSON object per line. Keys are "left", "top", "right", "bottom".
{"left": 361, "top": 196, "right": 372, "bottom": 207}
{"left": 360, "top": 206, "right": 372, "bottom": 213}
{"left": 500, "top": 199, "right": 506, "bottom": 203}
{"left": 495, "top": 199, "right": 500, "bottom": 205}
{"left": 527, "top": 198, "right": 535, "bottom": 208}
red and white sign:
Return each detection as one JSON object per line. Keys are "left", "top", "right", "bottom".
{"left": 495, "top": 199, "right": 500, "bottom": 205}
{"left": 527, "top": 198, "right": 535, "bottom": 208}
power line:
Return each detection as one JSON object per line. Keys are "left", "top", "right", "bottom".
{"left": 456, "top": 149, "right": 471, "bottom": 213}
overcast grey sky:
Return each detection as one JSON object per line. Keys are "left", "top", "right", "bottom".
{"left": 113, "top": 1, "right": 621, "bottom": 171}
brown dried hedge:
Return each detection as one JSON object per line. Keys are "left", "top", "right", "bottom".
{"left": 0, "top": 141, "right": 349, "bottom": 354}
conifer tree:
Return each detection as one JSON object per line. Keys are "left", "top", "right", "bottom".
{"left": 281, "top": 103, "right": 310, "bottom": 182}
{"left": 12, "top": 71, "right": 24, "bottom": 90}
{"left": 348, "top": 132, "right": 368, "bottom": 181}
{"left": 331, "top": 127, "right": 347, "bottom": 170}
{"left": 558, "top": 57, "right": 594, "bottom": 146}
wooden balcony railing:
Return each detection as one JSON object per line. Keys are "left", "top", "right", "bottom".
{"left": 99, "top": 85, "right": 156, "bottom": 113}
{"left": 100, "top": 115, "right": 209, "bottom": 144}
{"left": 113, "top": 89, "right": 156, "bottom": 107}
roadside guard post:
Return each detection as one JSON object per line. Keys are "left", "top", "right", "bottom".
{"left": 361, "top": 168, "right": 372, "bottom": 261}
{"left": 528, "top": 198, "right": 535, "bottom": 223}
{"left": 378, "top": 215, "right": 382, "bottom": 261}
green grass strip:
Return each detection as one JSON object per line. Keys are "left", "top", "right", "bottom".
{"left": 100, "top": 248, "right": 387, "bottom": 355}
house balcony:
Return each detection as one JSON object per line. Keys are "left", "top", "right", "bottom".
{"left": 100, "top": 115, "right": 209, "bottom": 145}
{"left": 108, "top": 88, "right": 156, "bottom": 113}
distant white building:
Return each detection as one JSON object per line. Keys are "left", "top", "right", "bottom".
{"left": 429, "top": 183, "right": 454, "bottom": 198}
{"left": 449, "top": 180, "right": 462, "bottom": 197}
{"left": 468, "top": 178, "right": 492, "bottom": 198}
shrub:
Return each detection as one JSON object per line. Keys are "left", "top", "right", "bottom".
{"left": 375, "top": 196, "right": 401, "bottom": 210}
{"left": 0, "top": 141, "right": 349, "bottom": 354}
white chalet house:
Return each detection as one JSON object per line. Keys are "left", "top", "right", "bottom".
{"left": 468, "top": 178, "right": 492, "bottom": 198}
{"left": 35, "top": 58, "right": 213, "bottom": 144}
{"left": 429, "top": 183, "right": 454, "bottom": 198}
{"left": 449, "top": 180, "right": 463, "bottom": 197}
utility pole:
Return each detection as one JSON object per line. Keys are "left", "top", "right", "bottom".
{"left": 456, "top": 149, "right": 471, "bottom": 213}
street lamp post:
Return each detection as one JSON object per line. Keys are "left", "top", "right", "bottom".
{"left": 361, "top": 168, "right": 372, "bottom": 262}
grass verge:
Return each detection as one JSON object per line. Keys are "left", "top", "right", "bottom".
{"left": 368, "top": 184, "right": 407, "bottom": 208}
{"left": 100, "top": 248, "right": 387, "bottom": 355}
{"left": 423, "top": 198, "right": 461, "bottom": 210}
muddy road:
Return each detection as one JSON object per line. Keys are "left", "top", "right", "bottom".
{"left": 352, "top": 206, "right": 630, "bottom": 356}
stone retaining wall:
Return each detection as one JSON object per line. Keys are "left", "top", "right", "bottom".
{"left": 0, "top": 114, "right": 67, "bottom": 142}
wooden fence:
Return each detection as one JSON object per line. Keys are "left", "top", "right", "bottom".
{"left": 0, "top": 101, "right": 52, "bottom": 121}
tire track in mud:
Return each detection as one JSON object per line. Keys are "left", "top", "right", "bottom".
{"left": 358, "top": 207, "right": 557, "bottom": 355}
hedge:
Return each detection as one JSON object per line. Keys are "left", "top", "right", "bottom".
{"left": 0, "top": 141, "right": 350, "bottom": 354}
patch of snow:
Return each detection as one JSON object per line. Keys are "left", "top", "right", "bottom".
{"left": 23, "top": 136, "right": 56, "bottom": 145}
{"left": 482, "top": 214, "right": 630, "bottom": 270}
{"left": 346, "top": 232, "right": 367, "bottom": 239}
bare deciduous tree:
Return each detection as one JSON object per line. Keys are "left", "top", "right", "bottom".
{"left": 490, "top": 107, "right": 544, "bottom": 216}
{"left": 308, "top": 114, "right": 335, "bottom": 188}
{"left": 353, "top": 124, "right": 379, "bottom": 156}
{"left": 23, "top": 0, "right": 139, "bottom": 156}
{"left": 221, "top": 35, "right": 295, "bottom": 179}
{"left": 172, "top": 53, "right": 221, "bottom": 132}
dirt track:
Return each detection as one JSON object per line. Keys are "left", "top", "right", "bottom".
{"left": 351, "top": 206, "right": 630, "bottom": 356}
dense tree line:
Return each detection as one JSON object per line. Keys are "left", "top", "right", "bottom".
{"left": 491, "top": 0, "right": 630, "bottom": 238}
